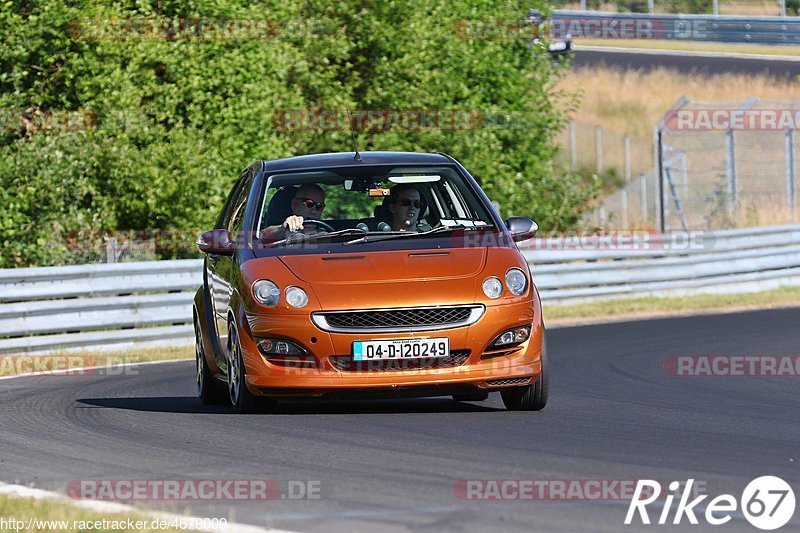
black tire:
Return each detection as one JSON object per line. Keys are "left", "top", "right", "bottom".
{"left": 228, "top": 321, "right": 277, "bottom": 414}
{"left": 501, "top": 336, "right": 549, "bottom": 411}
{"left": 195, "top": 315, "right": 226, "bottom": 405}
{"left": 452, "top": 391, "right": 489, "bottom": 402}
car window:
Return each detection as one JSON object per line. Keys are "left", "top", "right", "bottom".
{"left": 257, "top": 165, "right": 493, "bottom": 237}
{"left": 216, "top": 175, "right": 246, "bottom": 230}
{"left": 228, "top": 169, "right": 254, "bottom": 233}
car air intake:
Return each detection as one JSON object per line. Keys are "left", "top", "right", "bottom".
{"left": 329, "top": 350, "right": 471, "bottom": 371}
{"left": 486, "top": 377, "right": 532, "bottom": 387}
{"left": 312, "top": 305, "right": 484, "bottom": 332}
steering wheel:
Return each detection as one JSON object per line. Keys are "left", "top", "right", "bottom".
{"left": 302, "top": 219, "right": 335, "bottom": 232}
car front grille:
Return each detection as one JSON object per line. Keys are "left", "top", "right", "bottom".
{"left": 486, "top": 377, "right": 532, "bottom": 387}
{"left": 329, "top": 350, "right": 471, "bottom": 372}
{"left": 312, "top": 305, "right": 483, "bottom": 332}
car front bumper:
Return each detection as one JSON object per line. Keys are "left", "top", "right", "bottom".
{"left": 236, "top": 300, "right": 544, "bottom": 397}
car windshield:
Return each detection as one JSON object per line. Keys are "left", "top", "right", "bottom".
{"left": 256, "top": 165, "right": 494, "bottom": 246}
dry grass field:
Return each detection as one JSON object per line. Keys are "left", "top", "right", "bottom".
{"left": 557, "top": 66, "right": 800, "bottom": 227}
{"left": 558, "top": 66, "right": 800, "bottom": 139}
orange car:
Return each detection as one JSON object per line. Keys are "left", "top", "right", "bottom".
{"left": 193, "top": 152, "right": 548, "bottom": 412}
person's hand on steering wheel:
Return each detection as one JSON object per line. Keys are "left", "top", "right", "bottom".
{"left": 282, "top": 215, "right": 305, "bottom": 232}
{"left": 282, "top": 216, "right": 336, "bottom": 234}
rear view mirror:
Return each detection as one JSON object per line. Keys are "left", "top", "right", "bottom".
{"left": 197, "top": 229, "right": 235, "bottom": 255}
{"left": 505, "top": 217, "right": 538, "bottom": 242}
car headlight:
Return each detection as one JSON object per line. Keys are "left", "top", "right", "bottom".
{"left": 505, "top": 268, "right": 528, "bottom": 296}
{"left": 482, "top": 277, "right": 503, "bottom": 299}
{"left": 253, "top": 280, "right": 280, "bottom": 307}
{"left": 285, "top": 286, "right": 309, "bottom": 308}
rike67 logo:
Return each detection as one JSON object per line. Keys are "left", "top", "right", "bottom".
{"left": 626, "top": 477, "right": 795, "bottom": 530}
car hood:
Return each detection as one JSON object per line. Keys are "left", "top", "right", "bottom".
{"left": 278, "top": 248, "right": 487, "bottom": 310}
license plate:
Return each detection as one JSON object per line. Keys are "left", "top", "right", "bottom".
{"left": 353, "top": 338, "right": 449, "bottom": 361}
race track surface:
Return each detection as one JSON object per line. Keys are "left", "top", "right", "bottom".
{"left": 573, "top": 47, "right": 800, "bottom": 78}
{"left": 1, "top": 308, "right": 799, "bottom": 532}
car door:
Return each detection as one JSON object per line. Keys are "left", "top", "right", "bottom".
{"left": 207, "top": 170, "right": 252, "bottom": 367}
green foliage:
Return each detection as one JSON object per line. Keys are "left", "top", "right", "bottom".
{"left": 1, "top": 0, "right": 596, "bottom": 267}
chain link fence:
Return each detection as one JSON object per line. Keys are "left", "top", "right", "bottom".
{"left": 658, "top": 98, "right": 799, "bottom": 230}
{"left": 583, "top": 98, "right": 800, "bottom": 231}
{"left": 559, "top": 121, "right": 658, "bottom": 228}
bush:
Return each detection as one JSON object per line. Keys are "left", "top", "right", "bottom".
{"left": 0, "top": 0, "right": 596, "bottom": 267}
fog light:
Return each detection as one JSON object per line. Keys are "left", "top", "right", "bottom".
{"left": 258, "top": 338, "right": 306, "bottom": 356}
{"left": 491, "top": 326, "right": 531, "bottom": 347}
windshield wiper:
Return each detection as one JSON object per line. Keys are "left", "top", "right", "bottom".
{"left": 270, "top": 228, "right": 366, "bottom": 247}
{"left": 343, "top": 224, "right": 484, "bottom": 246}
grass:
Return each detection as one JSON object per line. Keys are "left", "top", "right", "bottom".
{"left": 546, "top": 284, "right": 800, "bottom": 325}
{"left": 0, "top": 346, "right": 192, "bottom": 377}
{"left": 558, "top": 66, "right": 800, "bottom": 139}
{"left": 558, "top": 66, "right": 800, "bottom": 228}
{"left": 0, "top": 494, "right": 197, "bottom": 533}
{"left": 576, "top": 38, "right": 800, "bottom": 57}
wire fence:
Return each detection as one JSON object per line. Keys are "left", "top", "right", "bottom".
{"left": 583, "top": 98, "right": 800, "bottom": 231}
{"left": 659, "top": 98, "right": 800, "bottom": 230}
{"left": 559, "top": 121, "right": 658, "bottom": 228}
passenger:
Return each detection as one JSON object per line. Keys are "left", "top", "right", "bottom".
{"left": 261, "top": 184, "right": 326, "bottom": 240}
{"left": 387, "top": 184, "right": 422, "bottom": 232}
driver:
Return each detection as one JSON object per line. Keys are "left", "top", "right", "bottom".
{"left": 261, "top": 184, "right": 326, "bottom": 240}
{"left": 387, "top": 184, "right": 422, "bottom": 232}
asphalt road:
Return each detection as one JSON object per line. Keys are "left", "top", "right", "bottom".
{"left": 573, "top": 47, "right": 800, "bottom": 78}
{"left": 1, "top": 308, "right": 799, "bottom": 532}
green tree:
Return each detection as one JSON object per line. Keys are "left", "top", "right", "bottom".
{"left": 0, "top": 0, "right": 595, "bottom": 267}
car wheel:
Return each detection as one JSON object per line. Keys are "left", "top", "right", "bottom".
{"left": 501, "top": 335, "right": 549, "bottom": 411}
{"left": 195, "top": 315, "right": 226, "bottom": 405}
{"left": 452, "top": 392, "right": 489, "bottom": 402}
{"left": 228, "top": 320, "right": 277, "bottom": 414}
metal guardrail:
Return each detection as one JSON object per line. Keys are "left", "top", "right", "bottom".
{"left": 549, "top": 10, "right": 800, "bottom": 45}
{"left": 1, "top": 224, "right": 799, "bottom": 353}
{"left": 522, "top": 224, "right": 800, "bottom": 302}
{"left": 0, "top": 260, "right": 202, "bottom": 354}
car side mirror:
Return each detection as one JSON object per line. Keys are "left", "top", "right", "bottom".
{"left": 197, "top": 229, "right": 235, "bottom": 256}
{"left": 505, "top": 217, "right": 538, "bottom": 242}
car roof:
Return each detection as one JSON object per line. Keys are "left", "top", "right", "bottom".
{"left": 260, "top": 151, "right": 453, "bottom": 173}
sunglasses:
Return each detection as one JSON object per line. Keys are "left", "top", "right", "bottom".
{"left": 397, "top": 199, "right": 422, "bottom": 208}
{"left": 296, "top": 197, "right": 325, "bottom": 210}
